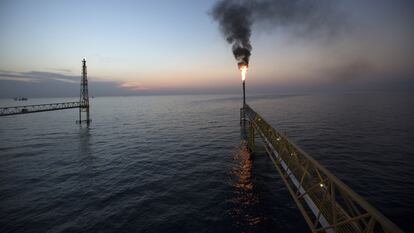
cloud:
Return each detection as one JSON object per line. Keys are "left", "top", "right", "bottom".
{"left": 0, "top": 70, "right": 151, "bottom": 98}
{"left": 51, "top": 68, "right": 72, "bottom": 73}
{"left": 0, "top": 70, "right": 78, "bottom": 83}
{"left": 119, "top": 81, "right": 149, "bottom": 91}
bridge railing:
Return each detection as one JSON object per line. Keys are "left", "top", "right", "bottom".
{"left": 244, "top": 104, "right": 404, "bottom": 233}
{"left": 0, "top": 102, "right": 81, "bottom": 116}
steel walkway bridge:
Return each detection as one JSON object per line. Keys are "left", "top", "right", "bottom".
{"left": 0, "top": 58, "right": 91, "bottom": 125}
{"left": 0, "top": 102, "right": 81, "bottom": 116}
{"left": 241, "top": 105, "right": 404, "bottom": 233}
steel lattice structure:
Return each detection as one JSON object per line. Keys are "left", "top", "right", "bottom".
{"left": 0, "top": 102, "right": 81, "bottom": 116}
{"left": 78, "top": 58, "right": 91, "bottom": 125}
{"left": 242, "top": 104, "right": 404, "bottom": 233}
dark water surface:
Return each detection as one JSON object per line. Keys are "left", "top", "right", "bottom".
{"left": 0, "top": 93, "right": 413, "bottom": 232}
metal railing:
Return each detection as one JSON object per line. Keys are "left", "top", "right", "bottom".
{"left": 243, "top": 104, "right": 404, "bottom": 233}
{"left": 0, "top": 102, "right": 81, "bottom": 116}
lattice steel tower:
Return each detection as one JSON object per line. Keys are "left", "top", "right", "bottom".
{"left": 78, "top": 58, "right": 91, "bottom": 125}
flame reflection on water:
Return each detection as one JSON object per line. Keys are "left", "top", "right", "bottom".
{"left": 228, "top": 140, "right": 263, "bottom": 228}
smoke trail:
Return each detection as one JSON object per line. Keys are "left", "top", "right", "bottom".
{"left": 211, "top": 0, "right": 341, "bottom": 67}
{"left": 211, "top": 1, "right": 252, "bottom": 67}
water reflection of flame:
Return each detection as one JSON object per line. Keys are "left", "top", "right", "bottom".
{"left": 229, "top": 140, "right": 263, "bottom": 228}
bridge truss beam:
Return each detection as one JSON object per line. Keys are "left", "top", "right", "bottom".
{"left": 0, "top": 102, "right": 81, "bottom": 116}
{"left": 243, "top": 104, "right": 404, "bottom": 233}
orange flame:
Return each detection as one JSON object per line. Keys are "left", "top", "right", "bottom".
{"left": 239, "top": 65, "right": 248, "bottom": 81}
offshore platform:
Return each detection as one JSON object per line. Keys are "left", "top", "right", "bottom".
{"left": 0, "top": 58, "right": 406, "bottom": 233}
{"left": 240, "top": 82, "right": 404, "bottom": 233}
{"left": 0, "top": 58, "right": 91, "bottom": 125}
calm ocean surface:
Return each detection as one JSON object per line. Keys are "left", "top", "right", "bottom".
{"left": 0, "top": 93, "right": 413, "bottom": 233}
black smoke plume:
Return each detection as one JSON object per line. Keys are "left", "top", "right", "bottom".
{"left": 211, "top": 1, "right": 252, "bottom": 68}
{"left": 211, "top": 0, "right": 341, "bottom": 68}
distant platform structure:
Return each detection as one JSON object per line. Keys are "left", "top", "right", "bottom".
{"left": 13, "top": 97, "right": 28, "bottom": 101}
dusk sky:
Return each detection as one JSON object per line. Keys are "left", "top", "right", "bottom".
{"left": 0, "top": 0, "right": 413, "bottom": 97}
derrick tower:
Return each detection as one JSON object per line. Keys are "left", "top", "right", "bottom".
{"left": 78, "top": 58, "right": 91, "bottom": 125}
